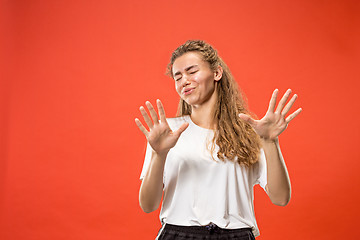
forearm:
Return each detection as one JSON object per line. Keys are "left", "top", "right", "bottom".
{"left": 262, "top": 138, "right": 291, "bottom": 206}
{"left": 139, "top": 151, "right": 167, "bottom": 213}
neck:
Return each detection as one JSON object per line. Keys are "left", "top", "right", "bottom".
{"left": 190, "top": 92, "right": 217, "bottom": 130}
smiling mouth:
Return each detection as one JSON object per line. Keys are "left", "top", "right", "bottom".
{"left": 183, "top": 88, "right": 194, "bottom": 95}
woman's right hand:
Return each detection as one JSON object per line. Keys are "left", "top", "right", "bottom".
{"left": 135, "top": 99, "right": 189, "bottom": 156}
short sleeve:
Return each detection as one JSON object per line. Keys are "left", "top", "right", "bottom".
{"left": 139, "top": 142, "right": 153, "bottom": 180}
{"left": 254, "top": 148, "right": 267, "bottom": 191}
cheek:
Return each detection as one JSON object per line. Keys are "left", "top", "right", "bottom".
{"left": 190, "top": 74, "right": 201, "bottom": 84}
{"left": 195, "top": 73, "right": 212, "bottom": 86}
{"left": 175, "top": 82, "right": 181, "bottom": 92}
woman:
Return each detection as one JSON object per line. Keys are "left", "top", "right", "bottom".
{"left": 135, "top": 40, "right": 301, "bottom": 239}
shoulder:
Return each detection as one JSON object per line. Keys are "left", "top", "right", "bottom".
{"left": 166, "top": 115, "right": 190, "bottom": 130}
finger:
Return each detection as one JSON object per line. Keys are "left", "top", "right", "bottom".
{"left": 282, "top": 94, "right": 297, "bottom": 116}
{"left": 285, "top": 108, "right": 302, "bottom": 123}
{"left": 268, "top": 89, "right": 279, "bottom": 113}
{"left": 139, "top": 106, "right": 153, "bottom": 129}
{"left": 238, "top": 113, "right": 256, "bottom": 126}
{"left": 145, "top": 101, "right": 159, "bottom": 124}
{"left": 275, "top": 89, "right": 291, "bottom": 114}
{"left": 173, "top": 122, "right": 189, "bottom": 137}
{"left": 135, "top": 118, "right": 149, "bottom": 137}
{"left": 157, "top": 99, "right": 167, "bottom": 123}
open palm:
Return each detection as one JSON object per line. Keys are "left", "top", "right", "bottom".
{"left": 135, "top": 99, "right": 189, "bottom": 155}
{"left": 239, "top": 89, "right": 302, "bottom": 141}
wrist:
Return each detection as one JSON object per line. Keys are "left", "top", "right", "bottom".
{"left": 152, "top": 150, "right": 169, "bottom": 159}
{"left": 261, "top": 137, "right": 279, "bottom": 145}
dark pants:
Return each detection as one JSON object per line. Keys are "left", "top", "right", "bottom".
{"left": 158, "top": 223, "right": 256, "bottom": 240}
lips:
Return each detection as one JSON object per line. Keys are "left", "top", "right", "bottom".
{"left": 183, "top": 87, "right": 195, "bottom": 95}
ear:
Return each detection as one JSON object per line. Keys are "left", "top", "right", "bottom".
{"left": 214, "top": 65, "right": 223, "bottom": 81}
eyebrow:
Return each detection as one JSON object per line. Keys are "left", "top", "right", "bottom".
{"left": 173, "top": 65, "right": 199, "bottom": 77}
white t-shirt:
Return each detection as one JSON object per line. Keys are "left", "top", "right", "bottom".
{"left": 140, "top": 115, "right": 267, "bottom": 237}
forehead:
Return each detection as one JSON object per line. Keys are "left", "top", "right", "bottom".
{"left": 172, "top": 52, "right": 208, "bottom": 72}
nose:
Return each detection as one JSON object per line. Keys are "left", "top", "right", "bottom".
{"left": 181, "top": 75, "right": 191, "bottom": 87}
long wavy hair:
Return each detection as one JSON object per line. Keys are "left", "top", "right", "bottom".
{"left": 167, "top": 40, "right": 260, "bottom": 166}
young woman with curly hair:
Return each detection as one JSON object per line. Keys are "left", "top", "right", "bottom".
{"left": 135, "top": 40, "right": 302, "bottom": 239}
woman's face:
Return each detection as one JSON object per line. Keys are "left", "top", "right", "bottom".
{"left": 172, "top": 52, "right": 222, "bottom": 108}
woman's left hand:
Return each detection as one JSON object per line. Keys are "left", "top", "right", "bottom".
{"left": 238, "top": 89, "right": 302, "bottom": 141}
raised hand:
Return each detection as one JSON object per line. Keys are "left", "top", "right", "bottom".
{"left": 135, "top": 99, "right": 189, "bottom": 155}
{"left": 238, "top": 89, "right": 302, "bottom": 141}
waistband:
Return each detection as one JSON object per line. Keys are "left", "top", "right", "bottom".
{"left": 164, "top": 223, "right": 253, "bottom": 235}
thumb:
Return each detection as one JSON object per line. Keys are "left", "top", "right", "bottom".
{"left": 238, "top": 113, "right": 256, "bottom": 126}
{"left": 173, "top": 122, "right": 189, "bottom": 137}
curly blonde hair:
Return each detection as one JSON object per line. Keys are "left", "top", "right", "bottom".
{"left": 167, "top": 40, "right": 261, "bottom": 166}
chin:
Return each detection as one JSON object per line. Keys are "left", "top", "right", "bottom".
{"left": 182, "top": 98, "right": 197, "bottom": 106}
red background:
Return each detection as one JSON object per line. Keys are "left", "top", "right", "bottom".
{"left": 1, "top": 0, "right": 359, "bottom": 239}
